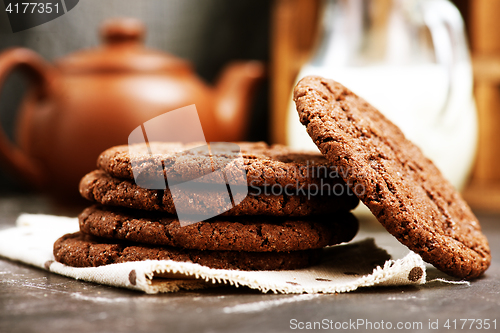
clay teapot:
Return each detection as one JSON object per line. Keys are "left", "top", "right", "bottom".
{"left": 0, "top": 18, "right": 264, "bottom": 200}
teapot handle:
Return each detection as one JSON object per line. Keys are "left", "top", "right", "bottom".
{"left": 0, "top": 48, "right": 52, "bottom": 188}
{"left": 422, "top": 0, "right": 473, "bottom": 125}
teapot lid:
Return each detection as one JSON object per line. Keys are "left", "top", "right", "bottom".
{"left": 56, "top": 18, "right": 191, "bottom": 74}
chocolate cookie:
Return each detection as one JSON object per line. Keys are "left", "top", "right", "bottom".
{"left": 293, "top": 76, "right": 490, "bottom": 279}
{"left": 97, "top": 141, "right": 345, "bottom": 188}
{"left": 79, "top": 170, "right": 359, "bottom": 216}
{"left": 78, "top": 205, "right": 359, "bottom": 252}
{"left": 53, "top": 232, "right": 322, "bottom": 271}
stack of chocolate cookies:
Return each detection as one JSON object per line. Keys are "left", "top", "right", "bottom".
{"left": 54, "top": 142, "right": 360, "bottom": 271}
{"left": 53, "top": 76, "right": 491, "bottom": 279}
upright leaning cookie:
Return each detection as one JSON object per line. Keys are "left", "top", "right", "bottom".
{"left": 293, "top": 76, "right": 490, "bottom": 279}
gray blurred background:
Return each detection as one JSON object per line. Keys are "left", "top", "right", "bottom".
{"left": 0, "top": 0, "right": 271, "bottom": 193}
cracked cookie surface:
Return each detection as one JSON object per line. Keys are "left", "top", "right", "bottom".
{"left": 97, "top": 141, "right": 348, "bottom": 188}
{"left": 293, "top": 76, "right": 490, "bottom": 279}
{"left": 78, "top": 205, "right": 359, "bottom": 252}
{"left": 79, "top": 170, "right": 359, "bottom": 216}
{"left": 53, "top": 232, "right": 322, "bottom": 271}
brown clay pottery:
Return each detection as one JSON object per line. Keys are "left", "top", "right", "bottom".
{"left": 0, "top": 18, "right": 264, "bottom": 200}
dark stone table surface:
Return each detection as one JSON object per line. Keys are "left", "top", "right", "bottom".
{"left": 1, "top": 194, "right": 499, "bottom": 333}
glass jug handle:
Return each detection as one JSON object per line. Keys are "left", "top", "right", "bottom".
{"left": 422, "top": 0, "right": 473, "bottom": 125}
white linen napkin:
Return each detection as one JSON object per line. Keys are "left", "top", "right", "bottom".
{"left": 0, "top": 214, "right": 426, "bottom": 294}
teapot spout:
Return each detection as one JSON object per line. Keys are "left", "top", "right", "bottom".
{"left": 215, "top": 61, "right": 264, "bottom": 141}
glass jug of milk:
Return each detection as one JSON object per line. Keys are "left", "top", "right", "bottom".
{"left": 286, "top": 0, "right": 476, "bottom": 191}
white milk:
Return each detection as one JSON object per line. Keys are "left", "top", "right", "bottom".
{"left": 286, "top": 63, "right": 477, "bottom": 190}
